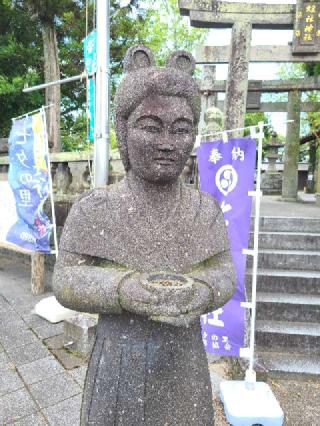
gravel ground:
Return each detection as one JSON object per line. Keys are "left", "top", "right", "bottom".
{"left": 211, "top": 360, "right": 320, "bottom": 426}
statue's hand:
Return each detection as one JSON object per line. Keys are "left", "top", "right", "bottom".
{"left": 118, "top": 273, "right": 181, "bottom": 318}
{"left": 150, "top": 280, "right": 213, "bottom": 327}
{"left": 119, "top": 272, "right": 213, "bottom": 326}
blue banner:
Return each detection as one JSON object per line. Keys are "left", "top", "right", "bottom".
{"left": 6, "top": 111, "right": 52, "bottom": 252}
{"left": 198, "top": 137, "right": 256, "bottom": 357}
{"left": 83, "top": 30, "right": 97, "bottom": 74}
{"left": 83, "top": 30, "right": 97, "bottom": 142}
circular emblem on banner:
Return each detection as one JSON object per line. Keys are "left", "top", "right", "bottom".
{"left": 215, "top": 164, "right": 238, "bottom": 196}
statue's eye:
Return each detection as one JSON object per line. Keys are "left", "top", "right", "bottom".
{"left": 143, "top": 125, "right": 161, "bottom": 133}
{"left": 173, "top": 127, "right": 191, "bottom": 135}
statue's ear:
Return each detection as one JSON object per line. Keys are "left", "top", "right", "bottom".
{"left": 123, "top": 45, "right": 155, "bottom": 73}
{"left": 166, "top": 51, "right": 196, "bottom": 75}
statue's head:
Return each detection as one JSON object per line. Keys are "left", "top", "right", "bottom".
{"left": 115, "top": 45, "right": 200, "bottom": 184}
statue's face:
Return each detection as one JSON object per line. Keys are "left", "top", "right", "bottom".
{"left": 127, "top": 95, "right": 194, "bottom": 183}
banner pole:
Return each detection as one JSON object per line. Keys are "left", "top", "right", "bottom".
{"left": 42, "top": 107, "right": 58, "bottom": 259}
{"left": 12, "top": 104, "right": 54, "bottom": 121}
{"left": 245, "top": 121, "right": 264, "bottom": 388}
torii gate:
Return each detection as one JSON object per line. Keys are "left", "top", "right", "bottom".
{"left": 180, "top": 0, "right": 320, "bottom": 131}
{"left": 181, "top": 0, "right": 320, "bottom": 201}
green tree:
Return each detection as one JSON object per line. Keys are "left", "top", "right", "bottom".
{"left": 58, "top": 0, "right": 208, "bottom": 150}
{"left": 0, "top": 0, "right": 43, "bottom": 138}
{"left": 141, "top": 0, "right": 207, "bottom": 65}
{"left": 244, "top": 112, "right": 272, "bottom": 140}
{"left": 18, "top": 0, "right": 83, "bottom": 152}
{"left": 1, "top": 0, "right": 207, "bottom": 150}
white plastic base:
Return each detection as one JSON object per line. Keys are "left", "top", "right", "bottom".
{"left": 220, "top": 380, "right": 284, "bottom": 426}
{"left": 34, "top": 296, "right": 77, "bottom": 323}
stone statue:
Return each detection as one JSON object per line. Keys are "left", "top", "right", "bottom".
{"left": 202, "top": 105, "right": 224, "bottom": 138}
{"left": 53, "top": 45, "right": 236, "bottom": 426}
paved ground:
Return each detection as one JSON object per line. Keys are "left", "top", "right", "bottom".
{"left": 258, "top": 192, "right": 320, "bottom": 218}
{"left": 0, "top": 257, "right": 86, "bottom": 425}
{"left": 0, "top": 195, "right": 319, "bottom": 425}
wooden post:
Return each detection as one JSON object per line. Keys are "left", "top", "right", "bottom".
{"left": 224, "top": 22, "right": 252, "bottom": 134}
{"left": 282, "top": 90, "right": 301, "bottom": 200}
{"left": 31, "top": 252, "right": 45, "bottom": 295}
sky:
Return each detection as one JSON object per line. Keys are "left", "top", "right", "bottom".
{"left": 200, "top": 0, "right": 298, "bottom": 135}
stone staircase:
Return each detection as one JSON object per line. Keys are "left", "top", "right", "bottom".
{"left": 246, "top": 216, "right": 320, "bottom": 378}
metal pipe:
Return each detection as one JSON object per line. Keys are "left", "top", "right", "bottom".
{"left": 94, "top": 0, "right": 109, "bottom": 187}
{"left": 23, "top": 73, "right": 86, "bottom": 93}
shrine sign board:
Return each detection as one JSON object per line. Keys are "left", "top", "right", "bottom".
{"left": 293, "top": 1, "right": 320, "bottom": 54}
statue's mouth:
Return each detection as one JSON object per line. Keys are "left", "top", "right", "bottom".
{"left": 154, "top": 157, "right": 175, "bottom": 165}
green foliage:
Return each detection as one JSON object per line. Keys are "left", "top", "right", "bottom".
{"left": 110, "top": 127, "right": 118, "bottom": 150}
{"left": 244, "top": 112, "right": 272, "bottom": 141}
{"left": 0, "top": 0, "right": 43, "bottom": 137}
{"left": 139, "top": 0, "right": 207, "bottom": 65}
{"left": 1, "top": 0, "right": 208, "bottom": 148}
{"left": 278, "top": 63, "right": 306, "bottom": 80}
{"left": 304, "top": 62, "right": 320, "bottom": 77}
{"left": 278, "top": 62, "right": 320, "bottom": 136}
{"left": 61, "top": 112, "right": 91, "bottom": 152}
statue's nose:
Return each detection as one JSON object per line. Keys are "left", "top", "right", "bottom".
{"left": 158, "top": 142, "right": 174, "bottom": 152}
{"left": 158, "top": 131, "right": 174, "bottom": 151}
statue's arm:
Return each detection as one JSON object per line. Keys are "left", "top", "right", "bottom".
{"left": 53, "top": 249, "right": 133, "bottom": 314}
{"left": 188, "top": 250, "right": 236, "bottom": 313}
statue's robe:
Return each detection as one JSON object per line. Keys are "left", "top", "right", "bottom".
{"left": 60, "top": 178, "right": 229, "bottom": 273}
{"left": 57, "top": 178, "right": 233, "bottom": 426}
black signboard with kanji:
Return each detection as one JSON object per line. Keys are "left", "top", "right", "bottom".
{"left": 292, "top": 1, "right": 320, "bottom": 54}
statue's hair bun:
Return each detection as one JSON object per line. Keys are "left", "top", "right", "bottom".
{"left": 123, "top": 45, "right": 155, "bottom": 73}
{"left": 124, "top": 45, "right": 196, "bottom": 76}
{"left": 166, "top": 51, "right": 195, "bottom": 75}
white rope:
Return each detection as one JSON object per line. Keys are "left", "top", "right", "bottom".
{"left": 199, "top": 120, "right": 294, "bottom": 141}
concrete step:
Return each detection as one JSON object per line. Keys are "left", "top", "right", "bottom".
{"left": 252, "top": 216, "right": 320, "bottom": 233}
{"left": 256, "top": 320, "right": 320, "bottom": 354}
{"left": 247, "top": 249, "right": 320, "bottom": 271}
{"left": 255, "top": 292, "right": 320, "bottom": 323}
{"left": 246, "top": 269, "right": 320, "bottom": 295}
{"left": 249, "top": 231, "right": 320, "bottom": 250}
{"left": 256, "top": 350, "right": 320, "bottom": 379}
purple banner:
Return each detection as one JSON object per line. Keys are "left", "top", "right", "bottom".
{"left": 197, "top": 137, "right": 256, "bottom": 357}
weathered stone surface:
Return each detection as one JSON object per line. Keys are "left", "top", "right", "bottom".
{"left": 6, "top": 341, "right": 51, "bottom": 366}
{"left": 202, "top": 105, "right": 224, "bottom": 137}
{"left": 82, "top": 313, "right": 214, "bottom": 425}
{"left": 282, "top": 91, "right": 301, "bottom": 200}
{"left": 13, "top": 412, "right": 48, "bottom": 426}
{"left": 43, "top": 394, "right": 82, "bottom": 426}
{"left": 0, "top": 327, "right": 38, "bottom": 350}
{"left": 44, "top": 334, "right": 87, "bottom": 369}
{"left": 0, "top": 388, "right": 38, "bottom": 424}
{"left": 69, "top": 365, "right": 88, "bottom": 388}
{"left": 28, "top": 372, "right": 81, "bottom": 408}
{"left": 179, "top": 0, "right": 295, "bottom": 29}
{"left": 0, "top": 363, "right": 24, "bottom": 397}
{"left": 18, "top": 356, "right": 65, "bottom": 385}
{"left": 53, "top": 46, "right": 235, "bottom": 425}
{"left": 196, "top": 45, "right": 320, "bottom": 64}
{"left": 224, "top": 21, "right": 252, "bottom": 134}
{"left": 261, "top": 172, "right": 283, "bottom": 195}
{"left": 64, "top": 313, "right": 97, "bottom": 356}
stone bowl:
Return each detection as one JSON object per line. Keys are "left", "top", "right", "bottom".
{"left": 140, "top": 272, "right": 194, "bottom": 305}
